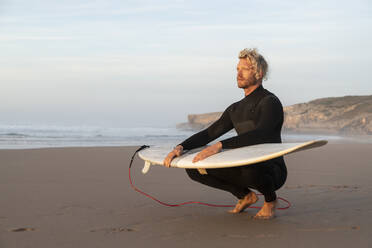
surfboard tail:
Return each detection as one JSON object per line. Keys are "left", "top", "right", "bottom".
{"left": 142, "top": 161, "right": 152, "bottom": 174}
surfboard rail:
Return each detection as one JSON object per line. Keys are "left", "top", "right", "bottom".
{"left": 138, "top": 140, "right": 328, "bottom": 174}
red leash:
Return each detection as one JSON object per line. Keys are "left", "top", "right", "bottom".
{"left": 129, "top": 145, "right": 291, "bottom": 210}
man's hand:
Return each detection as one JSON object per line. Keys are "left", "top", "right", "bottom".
{"left": 163, "top": 145, "right": 183, "bottom": 168}
{"left": 192, "top": 142, "right": 222, "bottom": 163}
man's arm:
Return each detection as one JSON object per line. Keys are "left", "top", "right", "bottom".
{"left": 220, "top": 95, "right": 283, "bottom": 149}
{"left": 178, "top": 105, "right": 234, "bottom": 150}
{"left": 163, "top": 105, "right": 233, "bottom": 167}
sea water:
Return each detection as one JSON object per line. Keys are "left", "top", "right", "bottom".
{"left": 0, "top": 124, "right": 369, "bottom": 149}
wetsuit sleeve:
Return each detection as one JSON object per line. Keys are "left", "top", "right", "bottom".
{"left": 220, "top": 95, "right": 283, "bottom": 149}
{"left": 178, "top": 105, "right": 234, "bottom": 150}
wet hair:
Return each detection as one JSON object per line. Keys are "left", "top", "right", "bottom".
{"left": 239, "top": 48, "right": 268, "bottom": 80}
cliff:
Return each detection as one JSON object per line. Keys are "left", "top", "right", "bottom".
{"left": 176, "top": 95, "right": 372, "bottom": 135}
{"left": 176, "top": 112, "right": 222, "bottom": 131}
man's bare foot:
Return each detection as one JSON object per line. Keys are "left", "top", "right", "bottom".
{"left": 254, "top": 200, "right": 277, "bottom": 220}
{"left": 228, "top": 191, "right": 258, "bottom": 213}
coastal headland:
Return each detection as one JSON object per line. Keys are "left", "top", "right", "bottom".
{"left": 177, "top": 95, "right": 372, "bottom": 136}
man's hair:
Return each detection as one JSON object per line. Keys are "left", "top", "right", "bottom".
{"left": 239, "top": 48, "right": 268, "bottom": 81}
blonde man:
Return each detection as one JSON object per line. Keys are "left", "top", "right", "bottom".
{"left": 164, "top": 48, "right": 287, "bottom": 219}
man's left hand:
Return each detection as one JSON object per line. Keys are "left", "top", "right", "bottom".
{"left": 192, "top": 142, "right": 222, "bottom": 163}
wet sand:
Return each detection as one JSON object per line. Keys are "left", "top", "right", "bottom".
{"left": 1, "top": 143, "right": 372, "bottom": 247}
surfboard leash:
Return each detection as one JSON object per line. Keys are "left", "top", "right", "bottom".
{"left": 128, "top": 145, "right": 291, "bottom": 210}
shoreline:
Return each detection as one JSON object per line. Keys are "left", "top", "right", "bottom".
{"left": 1, "top": 133, "right": 372, "bottom": 151}
{"left": 1, "top": 123, "right": 372, "bottom": 150}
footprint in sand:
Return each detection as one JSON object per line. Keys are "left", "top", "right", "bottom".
{"left": 285, "top": 184, "right": 360, "bottom": 192}
{"left": 298, "top": 226, "right": 360, "bottom": 232}
{"left": 331, "top": 185, "right": 360, "bottom": 191}
{"left": 90, "top": 227, "right": 138, "bottom": 234}
{"left": 224, "top": 234, "right": 249, "bottom": 239}
{"left": 223, "top": 233, "right": 279, "bottom": 239}
{"left": 9, "top": 227, "right": 36, "bottom": 232}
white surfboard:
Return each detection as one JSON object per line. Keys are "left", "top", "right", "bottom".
{"left": 138, "top": 140, "right": 327, "bottom": 174}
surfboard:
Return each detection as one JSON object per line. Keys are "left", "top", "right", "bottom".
{"left": 138, "top": 140, "right": 327, "bottom": 174}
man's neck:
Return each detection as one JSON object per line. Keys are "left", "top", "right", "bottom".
{"left": 244, "top": 83, "right": 262, "bottom": 96}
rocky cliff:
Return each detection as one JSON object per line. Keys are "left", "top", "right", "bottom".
{"left": 176, "top": 112, "right": 222, "bottom": 131}
{"left": 176, "top": 95, "right": 372, "bottom": 135}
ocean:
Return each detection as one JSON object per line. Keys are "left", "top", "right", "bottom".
{"left": 0, "top": 124, "right": 369, "bottom": 149}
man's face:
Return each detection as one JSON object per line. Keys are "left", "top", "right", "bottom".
{"left": 236, "top": 58, "right": 257, "bottom": 88}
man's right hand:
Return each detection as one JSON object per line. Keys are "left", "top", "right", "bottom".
{"left": 163, "top": 145, "right": 183, "bottom": 168}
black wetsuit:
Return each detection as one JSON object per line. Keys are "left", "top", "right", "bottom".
{"left": 178, "top": 85, "right": 287, "bottom": 202}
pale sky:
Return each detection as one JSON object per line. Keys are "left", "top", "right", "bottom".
{"left": 1, "top": 0, "right": 371, "bottom": 127}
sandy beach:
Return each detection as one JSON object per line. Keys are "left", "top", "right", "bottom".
{"left": 1, "top": 143, "right": 372, "bottom": 247}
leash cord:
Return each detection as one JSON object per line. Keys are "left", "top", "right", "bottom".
{"left": 129, "top": 145, "right": 291, "bottom": 210}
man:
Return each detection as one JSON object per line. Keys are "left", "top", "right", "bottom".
{"left": 163, "top": 48, "right": 287, "bottom": 219}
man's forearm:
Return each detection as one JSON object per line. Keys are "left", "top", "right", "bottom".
{"left": 178, "top": 129, "right": 212, "bottom": 150}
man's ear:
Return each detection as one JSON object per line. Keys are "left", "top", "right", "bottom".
{"left": 255, "top": 71, "right": 263, "bottom": 80}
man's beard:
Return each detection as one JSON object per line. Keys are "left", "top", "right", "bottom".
{"left": 237, "top": 78, "right": 258, "bottom": 88}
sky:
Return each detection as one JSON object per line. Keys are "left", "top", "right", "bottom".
{"left": 1, "top": 0, "right": 371, "bottom": 127}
